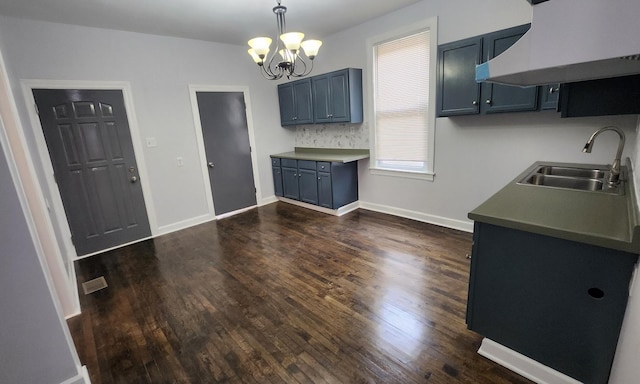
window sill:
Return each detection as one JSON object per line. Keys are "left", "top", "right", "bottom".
{"left": 369, "top": 167, "right": 435, "bottom": 181}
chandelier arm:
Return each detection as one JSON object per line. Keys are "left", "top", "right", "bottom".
{"left": 289, "top": 56, "right": 312, "bottom": 78}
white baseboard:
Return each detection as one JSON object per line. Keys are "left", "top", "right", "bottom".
{"left": 478, "top": 338, "right": 582, "bottom": 384}
{"left": 259, "top": 195, "right": 278, "bottom": 206}
{"left": 216, "top": 205, "right": 256, "bottom": 220}
{"left": 278, "top": 197, "right": 359, "bottom": 216}
{"left": 59, "top": 365, "right": 90, "bottom": 384}
{"left": 359, "top": 201, "right": 474, "bottom": 232}
{"left": 156, "top": 213, "right": 215, "bottom": 236}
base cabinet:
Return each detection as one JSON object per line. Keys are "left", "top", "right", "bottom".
{"left": 271, "top": 157, "right": 357, "bottom": 209}
{"left": 467, "top": 222, "right": 638, "bottom": 384}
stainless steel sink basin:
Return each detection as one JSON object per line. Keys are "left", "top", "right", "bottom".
{"left": 536, "top": 166, "right": 605, "bottom": 179}
{"left": 525, "top": 174, "right": 604, "bottom": 191}
{"left": 518, "top": 164, "right": 624, "bottom": 195}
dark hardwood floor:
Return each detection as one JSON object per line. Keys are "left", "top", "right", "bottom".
{"left": 68, "top": 202, "right": 532, "bottom": 384}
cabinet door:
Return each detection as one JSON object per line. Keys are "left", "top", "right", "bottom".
{"left": 318, "top": 171, "right": 333, "bottom": 208}
{"left": 467, "top": 222, "right": 638, "bottom": 384}
{"left": 312, "top": 74, "right": 331, "bottom": 123}
{"left": 281, "top": 166, "right": 299, "bottom": 200}
{"left": 481, "top": 25, "right": 539, "bottom": 113}
{"left": 540, "top": 84, "right": 560, "bottom": 110}
{"left": 278, "top": 83, "right": 296, "bottom": 126}
{"left": 329, "top": 70, "right": 350, "bottom": 122}
{"left": 437, "top": 37, "right": 483, "bottom": 116}
{"left": 272, "top": 166, "right": 283, "bottom": 197}
{"left": 293, "top": 79, "right": 313, "bottom": 124}
{"left": 298, "top": 168, "right": 319, "bottom": 205}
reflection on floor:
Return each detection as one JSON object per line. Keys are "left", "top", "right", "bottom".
{"left": 68, "top": 202, "right": 532, "bottom": 384}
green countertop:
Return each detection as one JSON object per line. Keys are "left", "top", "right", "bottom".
{"left": 271, "top": 147, "right": 370, "bottom": 163}
{"left": 469, "top": 161, "right": 640, "bottom": 254}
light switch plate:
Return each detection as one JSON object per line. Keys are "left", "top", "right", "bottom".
{"left": 177, "top": 156, "right": 184, "bottom": 167}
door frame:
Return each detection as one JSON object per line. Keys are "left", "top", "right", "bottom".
{"left": 21, "top": 80, "right": 158, "bottom": 260}
{"left": 188, "top": 85, "right": 262, "bottom": 218}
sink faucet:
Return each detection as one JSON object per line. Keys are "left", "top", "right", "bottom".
{"left": 582, "top": 126, "right": 625, "bottom": 185}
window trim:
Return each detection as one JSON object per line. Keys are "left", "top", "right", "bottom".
{"left": 366, "top": 17, "right": 438, "bottom": 181}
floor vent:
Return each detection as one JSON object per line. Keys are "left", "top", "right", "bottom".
{"left": 82, "top": 276, "right": 108, "bottom": 295}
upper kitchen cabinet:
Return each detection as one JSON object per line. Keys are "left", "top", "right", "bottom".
{"left": 278, "top": 79, "right": 313, "bottom": 126}
{"left": 437, "top": 24, "right": 540, "bottom": 117}
{"left": 312, "top": 68, "right": 363, "bottom": 124}
{"left": 481, "top": 25, "right": 538, "bottom": 114}
{"left": 277, "top": 68, "right": 363, "bottom": 126}
{"left": 558, "top": 74, "right": 640, "bottom": 117}
{"left": 540, "top": 84, "right": 561, "bottom": 110}
{"left": 437, "top": 37, "right": 483, "bottom": 116}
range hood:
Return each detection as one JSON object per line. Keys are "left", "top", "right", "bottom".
{"left": 476, "top": 0, "right": 640, "bottom": 86}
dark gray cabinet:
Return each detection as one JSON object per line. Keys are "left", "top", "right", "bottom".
{"left": 317, "top": 162, "right": 333, "bottom": 209}
{"left": 281, "top": 159, "right": 300, "bottom": 200}
{"left": 312, "top": 68, "right": 363, "bottom": 124}
{"left": 437, "top": 37, "right": 483, "bottom": 116}
{"left": 467, "top": 222, "right": 638, "bottom": 384}
{"left": 437, "top": 24, "right": 541, "bottom": 116}
{"left": 297, "top": 160, "right": 319, "bottom": 205}
{"left": 541, "top": 84, "right": 560, "bottom": 110}
{"left": 278, "top": 79, "right": 313, "bottom": 126}
{"left": 277, "top": 68, "right": 363, "bottom": 126}
{"left": 558, "top": 74, "right": 640, "bottom": 117}
{"left": 270, "top": 157, "right": 358, "bottom": 209}
{"left": 271, "top": 158, "right": 283, "bottom": 197}
{"left": 480, "top": 26, "right": 538, "bottom": 114}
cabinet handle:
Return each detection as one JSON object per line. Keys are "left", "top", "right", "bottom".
{"left": 292, "top": 116, "right": 297, "bottom": 120}
{"left": 549, "top": 87, "right": 559, "bottom": 94}
{"left": 472, "top": 100, "right": 478, "bottom": 106}
{"left": 486, "top": 99, "right": 492, "bottom": 105}
{"left": 318, "top": 177, "right": 320, "bottom": 180}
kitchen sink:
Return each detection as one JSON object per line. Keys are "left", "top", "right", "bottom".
{"left": 535, "top": 166, "right": 605, "bottom": 179}
{"left": 518, "top": 164, "right": 624, "bottom": 194}
{"left": 525, "top": 174, "right": 604, "bottom": 191}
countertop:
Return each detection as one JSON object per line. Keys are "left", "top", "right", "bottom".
{"left": 469, "top": 161, "right": 640, "bottom": 253}
{"left": 271, "top": 147, "right": 370, "bottom": 163}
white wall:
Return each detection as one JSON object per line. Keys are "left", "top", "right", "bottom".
{"left": 0, "top": 16, "right": 294, "bottom": 239}
{"left": 306, "top": 0, "right": 638, "bottom": 229}
{"left": 0, "top": 119, "right": 86, "bottom": 383}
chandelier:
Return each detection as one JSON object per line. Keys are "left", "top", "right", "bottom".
{"left": 247, "top": 0, "right": 322, "bottom": 80}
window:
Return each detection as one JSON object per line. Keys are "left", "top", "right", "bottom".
{"left": 368, "top": 18, "right": 438, "bottom": 180}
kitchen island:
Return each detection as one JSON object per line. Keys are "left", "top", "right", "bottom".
{"left": 467, "top": 161, "right": 640, "bottom": 384}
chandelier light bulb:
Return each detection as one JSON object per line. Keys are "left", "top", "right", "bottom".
{"left": 248, "top": 49, "right": 263, "bottom": 64}
{"left": 301, "top": 40, "right": 322, "bottom": 59}
{"left": 248, "top": 37, "right": 272, "bottom": 58}
{"left": 280, "top": 32, "right": 304, "bottom": 52}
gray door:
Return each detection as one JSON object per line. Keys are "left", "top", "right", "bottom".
{"left": 196, "top": 92, "right": 257, "bottom": 215}
{"left": 33, "top": 89, "right": 151, "bottom": 256}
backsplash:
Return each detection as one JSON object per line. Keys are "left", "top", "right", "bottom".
{"left": 295, "top": 123, "right": 369, "bottom": 149}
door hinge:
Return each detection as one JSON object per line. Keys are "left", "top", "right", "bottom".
{"left": 249, "top": 146, "right": 252, "bottom": 152}
{"left": 53, "top": 172, "right": 57, "bottom": 184}
{"left": 34, "top": 103, "right": 39, "bottom": 115}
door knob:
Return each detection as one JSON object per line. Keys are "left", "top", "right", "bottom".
{"left": 208, "top": 162, "right": 214, "bottom": 168}
{"left": 130, "top": 176, "right": 138, "bottom": 183}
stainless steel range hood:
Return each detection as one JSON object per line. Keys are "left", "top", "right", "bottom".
{"left": 476, "top": 0, "right": 640, "bottom": 86}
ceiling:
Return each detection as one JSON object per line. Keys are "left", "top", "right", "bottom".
{"left": 0, "top": 0, "right": 424, "bottom": 46}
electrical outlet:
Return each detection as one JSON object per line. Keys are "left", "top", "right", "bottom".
{"left": 176, "top": 156, "right": 184, "bottom": 167}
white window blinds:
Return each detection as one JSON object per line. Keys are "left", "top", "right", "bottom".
{"left": 374, "top": 30, "right": 430, "bottom": 172}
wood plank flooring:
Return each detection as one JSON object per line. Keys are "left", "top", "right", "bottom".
{"left": 68, "top": 202, "right": 532, "bottom": 384}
